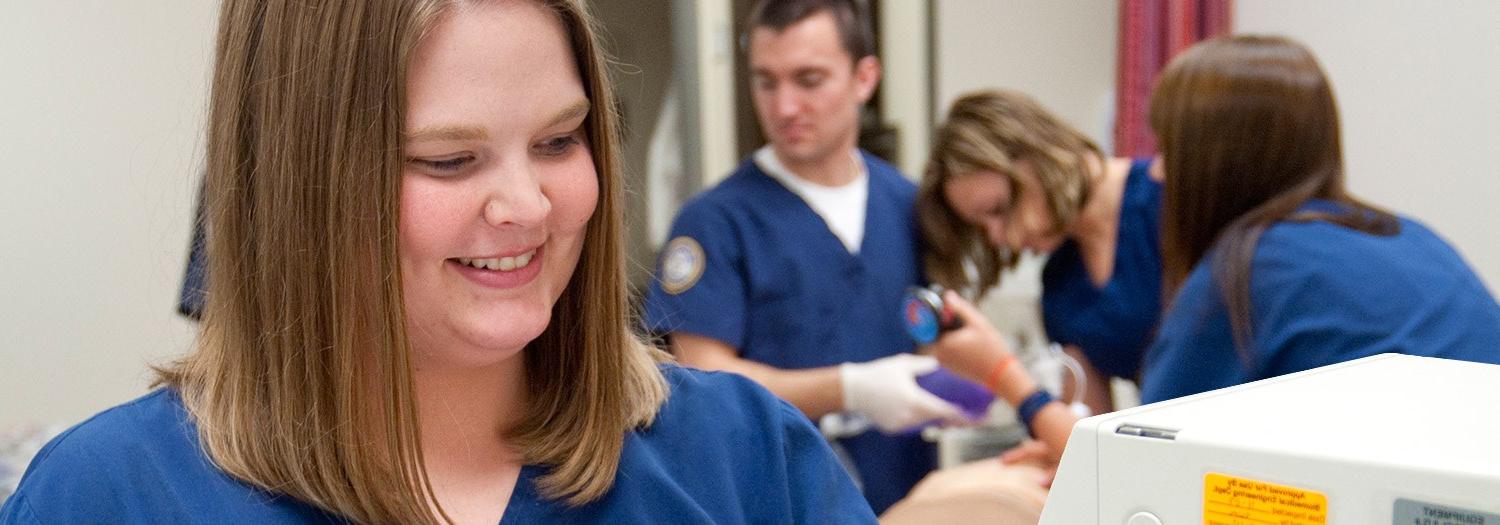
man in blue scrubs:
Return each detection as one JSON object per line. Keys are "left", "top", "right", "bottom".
{"left": 643, "top": 0, "right": 962, "bottom": 513}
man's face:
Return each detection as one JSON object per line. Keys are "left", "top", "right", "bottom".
{"left": 748, "top": 11, "right": 878, "bottom": 169}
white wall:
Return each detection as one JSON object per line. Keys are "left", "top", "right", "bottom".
{"left": 879, "top": 0, "right": 933, "bottom": 178}
{"left": 692, "top": 0, "right": 738, "bottom": 186}
{"left": 1237, "top": 1, "right": 1500, "bottom": 290}
{"left": 0, "top": 5, "right": 216, "bottom": 427}
{"left": 935, "top": 1, "right": 1118, "bottom": 153}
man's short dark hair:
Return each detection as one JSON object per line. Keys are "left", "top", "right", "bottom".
{"left": 745, "top": 0, "right": 874, "bottom": 61}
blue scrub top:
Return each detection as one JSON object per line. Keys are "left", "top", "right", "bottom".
{"left": 1140, "top": 201, "right": 1500, "bottom": 404}
{"left": 1041, "top": 159, "right": 1162, "bottom": 380}
{"left": 642, "top": 151, "right": 931, "bottom": 513}
{"left": 0, "top": 366, "right": 876, "bottom": 524}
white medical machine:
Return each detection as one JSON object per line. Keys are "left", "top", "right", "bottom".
{"left": 1041, "top": 354, "right": 1500, "bottom": 524}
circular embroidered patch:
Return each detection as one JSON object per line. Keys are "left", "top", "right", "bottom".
{"left": 660, "top": 236, "right": 706, "bottom": 295}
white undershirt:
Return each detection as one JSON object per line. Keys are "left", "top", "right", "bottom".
{"left": 754, "top": 146, "right": 868, "bottom": 254}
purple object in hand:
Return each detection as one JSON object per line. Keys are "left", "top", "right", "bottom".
{"left": 916, "top": 366, "right": 995, "bottom": 420}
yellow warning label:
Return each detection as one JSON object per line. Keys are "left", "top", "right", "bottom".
{"left": 1203, "top": 472, "right": 1328, "bottom": 525}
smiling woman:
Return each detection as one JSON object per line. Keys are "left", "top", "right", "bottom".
{"left": 0, "top": 1, "right": 875, "bottom": 524}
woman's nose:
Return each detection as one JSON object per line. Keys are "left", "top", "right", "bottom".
{"left": 985, "top": 220, "right": 1008, "bottom": 249}
{"left": 482, "top": 164, "right": 550, "bottom": 228}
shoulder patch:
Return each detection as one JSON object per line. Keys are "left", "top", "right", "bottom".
{"left": 659, "top": 236, "right": 706, "bottom": 295}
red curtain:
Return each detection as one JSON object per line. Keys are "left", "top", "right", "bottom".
{"left": 1114, "top": 0, "right": 1233, "bottom": 158}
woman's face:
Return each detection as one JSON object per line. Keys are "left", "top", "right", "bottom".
{"left": 943, "top": 162, "right": 1064, "bottom": 255}
{"left": 399, "top": 1, "right": 597, "bottom": 370}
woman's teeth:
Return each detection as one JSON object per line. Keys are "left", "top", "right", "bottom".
{"left": 456, "top": 251, "right": 535, "bottom": 271}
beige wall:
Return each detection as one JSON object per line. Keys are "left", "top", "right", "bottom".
{"left": 0, "top": 4, "right": 215, "bottom": 427}
{"left": 935, "top": 1, "right": 1118, "bottom": 152}
{"left": 1237, "top": 0, "right": 1500, "bottom": 290}
{"left": 879, "top": 0, "right": 934, "bottom": 178}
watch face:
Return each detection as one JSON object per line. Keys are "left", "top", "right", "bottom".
{"left": 903, "top": 288, "right": 942, "bottom": 344}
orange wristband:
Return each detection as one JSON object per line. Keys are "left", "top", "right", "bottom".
{"left": 986, "top": 354, "right": 1017, "bottom": 394}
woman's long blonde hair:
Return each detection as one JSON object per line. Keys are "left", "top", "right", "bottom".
{"left": 916, "top": 90, "right": 1102, "bottom": 296}
{"left": 156, "top": 1, "right": 667, "bottom": 522}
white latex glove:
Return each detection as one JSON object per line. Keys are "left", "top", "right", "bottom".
{"left": 839, "top": 354, "right": 970, "bottom": 434}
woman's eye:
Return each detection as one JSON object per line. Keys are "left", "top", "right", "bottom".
{"left": 986, "top": 202, "right": 1011, "bottom": 220}
{"left": 410, "top": 154, "right": 474, "bottom": 174}
{"left": 535, "top": 133, "right": 582, "bottom": 157}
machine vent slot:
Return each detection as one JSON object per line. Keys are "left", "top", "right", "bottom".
{"left": 1115, "top": 424, "right": 1178, "bottom": 440}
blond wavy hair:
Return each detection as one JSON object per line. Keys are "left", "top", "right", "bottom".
{"left": 916, "top": 89, "right": 1102, "bottom": 295}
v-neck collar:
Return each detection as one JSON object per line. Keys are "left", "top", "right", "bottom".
{"left": 753, "top": 147, "right": 870, "bottom": 257}
{"left": 495, "top": 464, "right": 541, "bottom": 523}
{"left": 749, "top": 161, "right": 872, "bottom": 261}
